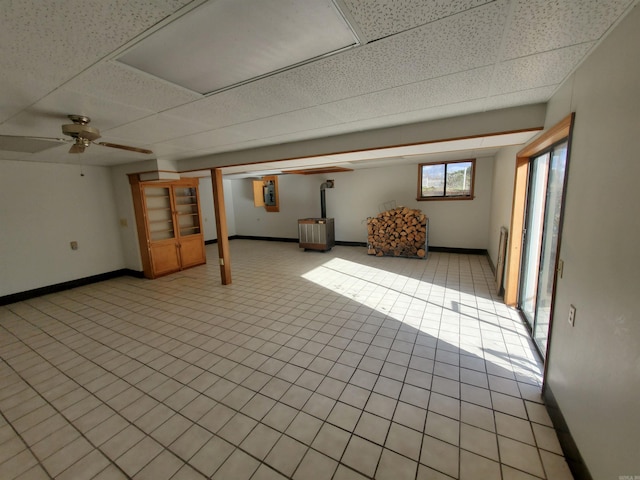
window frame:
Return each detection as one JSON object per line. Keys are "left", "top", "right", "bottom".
{"left": 417, "top": 158, "right": 476, "bottom": 201}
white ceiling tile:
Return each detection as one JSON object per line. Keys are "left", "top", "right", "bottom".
{"left": 167, "top": 73, "right": 319, "bottom": 129}
{"left": 484, "top": 86, "right": 558, "bottom": 111}
{"left": 105, "top": 113, "right": 211, "bottom": 145}
{"left": 159, "top": 127, "right": 251, "bottom": 151}
{"left": 162, "top": 107, "right": 342, "bottom": 154}
{"left": 489, "top": 44, "right": 594, "bottom": 95}
{"left": 0, "top": 0, "right": 635, "bottom": 168}
{"left": 229, "top": 108, "right": 342, "bottom": 140}
{"left": 4, "top": 89, "right": 154, "bottom": 139}
{"left": 502, "top": 0, "right": 633, "bottom": 59}
{"left": 341, "top": 0, "right": 494, "bottom": 42}
{"left": 147, "top": 143, "right": 193, "bottom": 159}
{"left": 279, "top": 1, "right": 508, "bottom": 104}
{"left": 331, "top": 98, "right": 491, "bottom": 133}
{"left": 65, "top": 62, "right": 201, "bottom": 113}
{"left": 0, "top": 73, "right": 55, "bottom": 124}
{"left": 0, "top": 1, "right": 194, "bottom": 92}
{"left": 323, "top": 67, "right": 493, "bottom": 123}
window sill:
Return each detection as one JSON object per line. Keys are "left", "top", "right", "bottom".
{"left": 416, "top": 196, "right": 474, "bottom": 202}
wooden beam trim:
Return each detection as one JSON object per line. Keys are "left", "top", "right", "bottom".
{"left": 211, "top": 168, "right": 232, "bottom": 285}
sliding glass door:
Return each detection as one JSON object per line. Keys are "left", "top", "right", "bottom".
{"left": 519, "top": 141, "right": 568, "bottom": 357}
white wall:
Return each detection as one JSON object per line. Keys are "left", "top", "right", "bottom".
{"left": 487, "top": 145, "right": 518, "bottom": 269}
{"left": 232, "top": 174, "right": 320, "bottom": 238}
{"left": 543, "top": 5, "right": 640, "bottom": 478}
{"left": 0, "top": 161, "right": 125, "bottom": 296}
{"left": 198, "top": 176, "right": 236, "bottom": 241}
{"left": 231, "top": 158, "right": 494, "bottom": 249}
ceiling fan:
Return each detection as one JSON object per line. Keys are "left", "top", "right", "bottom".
{"left": 0, "top": 114, "right": 153, "bottom": 155}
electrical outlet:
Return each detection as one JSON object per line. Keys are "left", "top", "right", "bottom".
{"left": 70, "top": 241, "right": 78, "bottom": 250}
{"left": 568, "top": 304, "right": 576, "bottom": 326}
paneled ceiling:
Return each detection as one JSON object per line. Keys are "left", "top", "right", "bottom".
{"left": 0, "top": 0, "right": 636, "bottom": 170}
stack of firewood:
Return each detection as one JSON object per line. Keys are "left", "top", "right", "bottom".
{"left": 367, "top": 207, "right": 427, "bottom": 258}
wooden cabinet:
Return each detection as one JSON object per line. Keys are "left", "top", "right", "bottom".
{"left": 130, "top": 177, "right": 206, "bottom": 279}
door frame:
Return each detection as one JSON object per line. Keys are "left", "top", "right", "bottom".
{"left": 504, "top": 113, "right": 574, "bottom": 364}
{"left": 504, "top": 113, "right": 574, "bottom": 307}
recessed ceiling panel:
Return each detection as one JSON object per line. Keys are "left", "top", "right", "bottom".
{"left": 117, "top": 0, "right": 358, "bottom": 94}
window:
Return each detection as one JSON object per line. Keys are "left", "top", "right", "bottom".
{"left": 417, "top": 159, "right": 475, "bottom": 200}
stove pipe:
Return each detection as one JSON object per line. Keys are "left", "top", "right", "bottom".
{"left": 320, "top": 179, "right": 334, "bottom": 218}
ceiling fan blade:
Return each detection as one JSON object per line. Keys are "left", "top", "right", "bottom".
{"left": 96, "top": 141, "right": 153, "bottom": 155}
{"left": 0, "top": 135, "right": 68, "bottom": 153}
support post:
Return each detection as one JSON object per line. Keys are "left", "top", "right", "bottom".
{"left": 211, "top": 168, "right": 231, "bottom": 284}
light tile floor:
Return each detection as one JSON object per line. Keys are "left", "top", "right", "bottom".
{"left": 0, "top": 241, "right": 574, "bottom": 479}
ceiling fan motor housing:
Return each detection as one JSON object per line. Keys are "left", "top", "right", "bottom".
{"left": 61, "top": 115, "right": 101, "bottom": 141}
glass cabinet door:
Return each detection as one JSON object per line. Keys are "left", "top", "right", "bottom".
{"left": 143, "top": 186, "right": 175, "bottom": 241}
{"left": 173, "top": 186, "right": 201, "bottom": 237}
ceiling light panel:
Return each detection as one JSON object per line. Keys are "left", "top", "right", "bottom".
{"left": 117, "top": 0, "right": 358, "bottom": 95}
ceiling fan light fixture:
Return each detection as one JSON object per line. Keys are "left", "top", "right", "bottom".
{"left": 69, "top": 143, "right": 85, "bottom": 154}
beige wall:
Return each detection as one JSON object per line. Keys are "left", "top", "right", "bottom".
{"left": 543, "top": 5, "right": 640, "bottom": 478}
{"left": 232, "top": 158, "right": 494, "bottom": 249}
{"left": 487, "top": 145, "right": 518, "bottom": 269}
{"left": 0, "top": 161, "right": 125, "bottom": 296}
